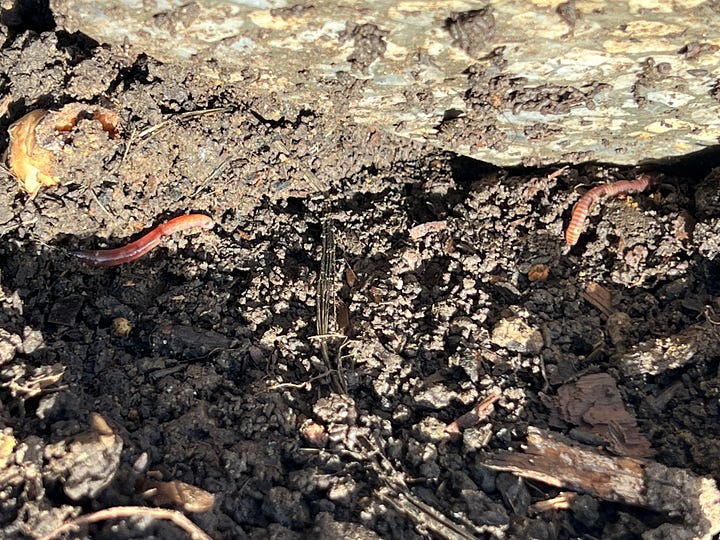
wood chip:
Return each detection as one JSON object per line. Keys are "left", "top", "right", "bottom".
{"left": 582, "top": 281, "right": 614, "bottom": 317}
{"left": 485, "top": 427, "right": 720, "bottom": 539}
{"left": 408, "top": 220, "right": 447, "bottom": 241}
{"left": 445, "top": 389, "right": 501, "bottom": 439}
{"left": 550, "top": 373, "right": 654, "bottom": 458}
{"left": 138, "top": 477, "right": 215, "bottom": 513}
{"left": 528, "top": 492, "right": 577, "bottom": 515}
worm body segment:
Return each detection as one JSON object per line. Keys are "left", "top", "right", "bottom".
{"left": 565, "top": 174, "right": 656, "bottom": 246}
{"left": 71, "top": 214, "right": 214, "bottom": 267}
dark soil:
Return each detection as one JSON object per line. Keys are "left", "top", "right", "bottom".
{"left": 2, "top": 21, "right": 720, "bottom": 540}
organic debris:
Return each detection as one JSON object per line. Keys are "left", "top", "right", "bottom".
{"left": 548, "top": 372, "right": 654, "bottom": 458}
{"left": 136, "top": 476, "right": 215, "bottom": 513}
{"left": 8, "top": 103, "right": 120, "bottom": 196}
{"left": 485, "top": 427, "right": 720, "bottom": 539}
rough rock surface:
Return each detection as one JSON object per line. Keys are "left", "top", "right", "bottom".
{"left": 51, "top": 0, "right": 720, "bottom": 166}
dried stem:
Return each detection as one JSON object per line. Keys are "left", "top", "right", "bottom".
{"left": 38, "top": 505, "right": 212, "bottom": 540}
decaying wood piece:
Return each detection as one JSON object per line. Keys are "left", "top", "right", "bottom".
{"left": 445, "top": 389, "right": 501, "bottom": 439}
{"left": 485, "top": 427, "right": 720, "bottom": 539}
{"left": 548, "top": 372, "right": 654, "bottom": 458}
{"left": 582, "top": 282, "right": 636, "bottom": 351}
{"left": 582, "top": 282, "right": 614, "bottom": 317}
{"left": 528, "top": 492, "right": 577, "bottom": 515}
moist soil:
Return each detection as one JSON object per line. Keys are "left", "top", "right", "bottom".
{"left": 2, "top": 23, "right": 720, "bottom": 540}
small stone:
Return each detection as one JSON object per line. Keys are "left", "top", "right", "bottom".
{"left": 414, "top": 384, "right": 457, "bottom": 410}
{"left": 0, "top": 329, "right": 21, "bottom": 365}
{"left": 412, "top": 416, "right": 449, "bottom": 443}
{"left": 491, "top": 317, "right": 543, "bottom": 354}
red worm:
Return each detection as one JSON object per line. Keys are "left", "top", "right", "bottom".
{"left": 565, "top": 173, "right": 656, "bottom": 246}
{"left": 71, "top": 214, "right": 214, "bottom": 267}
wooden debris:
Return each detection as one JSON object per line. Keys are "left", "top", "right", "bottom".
{"left": 674, "top": 211, "right": 694, "bottom": 242}
{"left": 528, "top": 492, "right": 577, "bottom": 515}
{"left": 485, "top": 427, "right": 720, "bottom": 539}
{"left": 316, "top": 215, "right": 346, "bottom": 393}
{"left": 582, "top": 282, "right": 614, "bottom": 317}
{"left": 3, "top": 363, "right": 65, "bottom": 400}
{"left": 336, "top": 299, "right": 350, "bottom": 334}
{"left": 549, "top": 372, "right": 654, "bottom": 458}
{"left": 408, "top": 220, "right": 447, "bottom": 241}
{"left": 582, "top": 282, "right": 634, "bottom": 349}
{"left": 445, "top": 389, "right": 501, "bottom": 439}
{"left": 344, "top": 265, "right": 357, "bottom": 287}
{"left": 137, "top": 477, "right": 215, "bottom": 513}
{"left": 354, "top": 434, "right": 494, "bottom": 539}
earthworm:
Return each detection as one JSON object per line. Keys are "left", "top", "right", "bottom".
{"left": 71, "top": 214, "right": 214, "bottom": 267}
{"left": 565, "top": 173, "right": 656, "bottom": 246}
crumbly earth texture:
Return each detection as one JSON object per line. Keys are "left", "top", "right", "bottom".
{"left": 1, "top": 23, "right": 720, "bottom": 540}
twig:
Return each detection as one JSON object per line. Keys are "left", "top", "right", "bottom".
{"left": 265, "top": 370, "right": 337, "bottom": 391}
{"left": 0, "top": 94, "right": 12, "bottom": 117}
{"left": 88, "top": 186, "right": 115, "bottom": 220}
{"left": 123, "top": 107, "right": 233, "bottom": 162}
{"left": 38, "top": 505, "right": 212, "bottom": 540}
{"left": 316, "top": 213, "right": 347, "bottom": 393}
{"left": 357, "top": 436, "right": 483, "bottom": 539}
{"left": 191, "top": 156, "right": 236, "bottom": 198}
{"left": 704, "top": 306, "right": 720, "bottom": 325}
{"left": 445, "top": 389, "right": 502, "bottom": 438}
{"left": 121, "top": 127, "right": 137, "bottom": 163}
{"left": 136, "top": 107, "right": 232, "bottom": 139}
{"left": 308, "top": 333, "right": 348, "bottom": 340}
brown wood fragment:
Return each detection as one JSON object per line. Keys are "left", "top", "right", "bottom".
{"left": 137, "top": 477, "right": 215, "bottom": 513}
{"left": 528, "top": 492, "right": 577, "bottom": 515}
{"left": 550, "top": 372, "right": 654, "bottom": 458}
{"left": 645, "top": 380, "right": 683, "bottom": 413}
{"left": 581, "top": 283, "right": 635, "bottom": 349}
{"left": 344, "top": 265, "right": 357, "bottom": 287}
{"left": 336, "top": 299, "right": 350, "bottom": 333}
{"left": 582, "top": 282, "right": 614, "bottom": 317}
{"left": 674, "top": 211, "right": 694, "bottom": 241}
{"left": 445, "top": 389, "right": 501, "bottom": 439}
{"left": 408, "top": 220, "right": 447, "bottom": 241}
{"left": 484, "top": 427, "right": 720, "bottom": 539}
